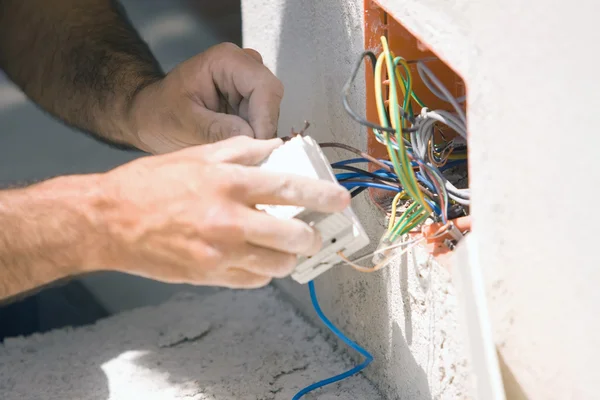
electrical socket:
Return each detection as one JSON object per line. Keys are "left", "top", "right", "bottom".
{"left": 256, "top": 135, "right": 370, "bottom": 283}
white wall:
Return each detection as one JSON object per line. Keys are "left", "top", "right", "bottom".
{"left": 243, "top": 0, "right": 600, "bottom": 398}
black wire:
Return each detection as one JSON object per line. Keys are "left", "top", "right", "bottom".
{"left": 350, "top": 187, "right": 367, "bottom": 198}
{"left": 333, "top": 165, "right": 399, "bottom": 184}
{"left": 342, "top": 51, "right": 418, "bottom": 133}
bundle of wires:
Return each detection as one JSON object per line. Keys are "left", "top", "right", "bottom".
{"left": 294, "top": 36, "right": 470, "bottom": 399}
{"left": 340, "top": 36, "right": 470, "bottom": 234}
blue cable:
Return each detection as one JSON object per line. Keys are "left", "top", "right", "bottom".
{"left": 338, "top": 180, "right": 442, "bottom": 216}
{"left": 331, "top": 157, "right": 465, "bottom": 172}
{"left": 334, "top": 171, "right": 398, "bottom": 181}
{"left": 340, "top": 181, "right": 400, "bottom": 192}
{"left": 292, "top": 281, "right": 373, "bottom": 400}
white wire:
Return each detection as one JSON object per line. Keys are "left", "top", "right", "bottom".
{"left": 417, "top": 62, "right": 467, "bottom": 126}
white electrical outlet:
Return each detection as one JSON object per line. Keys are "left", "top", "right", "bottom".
{"left": 256, "top": 135, "right": 370, "bottom": 283}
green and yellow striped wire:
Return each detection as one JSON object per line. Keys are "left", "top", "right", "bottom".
{"left": 375, "top": 36, "right": 432, "bottom": 241}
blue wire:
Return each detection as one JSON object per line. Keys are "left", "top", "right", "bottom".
{"left": 338, "top": 180, "right": 442, "bottom": 216}
{"left": 331, "top": 157, "right": 465, "bottom": 171}
{"left": 340, "top": 181, "right": 401, "bottom": 192}
{"left": 334, "top": 171, "right": 398, "bottom": 181}
{"left": 292, "top": 281, "right": 373, "bottom": 400}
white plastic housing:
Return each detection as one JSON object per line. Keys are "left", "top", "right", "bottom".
{"left": 257, "top": 135, "right": 370, "bottom": 283}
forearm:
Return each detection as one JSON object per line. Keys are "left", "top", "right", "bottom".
{"left": 0, "top": 0, "right": 164, "bottom": 148}
{"left": 0, "top": 175, "right": 104, "bottom": 302}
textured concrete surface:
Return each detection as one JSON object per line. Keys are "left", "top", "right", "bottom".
{"left": 0, "top": 287, "right": 382, "bottom": 400}
{"left": 242, "top": 1, "right": 472, "bottom": 399}
{"left": 244, "top": 0, "right": 600, "bottom": 398}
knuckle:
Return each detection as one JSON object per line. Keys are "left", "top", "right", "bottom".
{"left": 244, "top": 48, "right": 263, "bottom": 63}
{"left": 202, "top": 203, "right": 244, "bottom": 241}
{"left": 218, "top": 165, "right": 250, "bottom": 193}
{"left": 290, "top": 222, "right": 317, "bottom": 248}
{"left": 275, "top": 175, "right": 301, "bottom": 202}
{"left": 214, "top": 42, "right": 240, "bottom": 54}
{"left": 202, "top": 245, "right": 226, "bottom": 268}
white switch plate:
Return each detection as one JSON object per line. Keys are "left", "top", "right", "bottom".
{"left": 257, "top": 135, "right": 370, "bottom": 283}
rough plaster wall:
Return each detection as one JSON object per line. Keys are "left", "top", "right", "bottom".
{"left": 242, "top": 1, "right": 472, "bottom": 398}
{"left": 0, "top": 288, "right": 382, "bottom": 399}
{"left": 374, "top": 0, "right": 600, "bottom": 398}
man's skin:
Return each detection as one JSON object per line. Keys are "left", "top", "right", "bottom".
{"left": 0, "top": 0, "right": 350, "bottom": 302}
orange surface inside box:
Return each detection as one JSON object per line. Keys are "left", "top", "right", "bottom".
{"left": 364, "top": 0, "right": 466, "bottom": 165}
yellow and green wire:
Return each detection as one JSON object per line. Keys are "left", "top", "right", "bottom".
{"left": 375, "top": 36, "right": 433, "bottom": 241}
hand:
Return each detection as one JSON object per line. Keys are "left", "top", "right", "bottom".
{"left": 94, "top": 136, "right": 350, "bottom": 289}
{"left": 129, "top": 43, "right": 284, "bottom": 154}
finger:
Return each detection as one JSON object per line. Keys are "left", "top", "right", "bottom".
{"left": 228, "top": 243, "right": 297, "bottom": 278}
{"left": 246, "top": 76, "right": 283, "bottom": 140}
{"left": 240, "top": 168, "right": 351, "bottom": 213}
{"left": 194, "top": 135, "right": 282, "bottom": 165}
{"left": 241, "top": 209, "right": 322, "bottom": 256}
{"left": 243, "top": 48, "right": 263, "bottom": 64}
{"left": 194, "top": 107, "right": 254, "bottom": 142}
{"left": 219, "top": 268, "right": 272, "bottom": 289}
{"left": 208, "top": 43, "right": 283, "bottom": 140}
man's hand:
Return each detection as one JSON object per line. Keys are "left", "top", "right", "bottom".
{"left": 0, "top": 2, "right": 282, "bottom": 152}
{"left": 129, "top": 43, "right": 283, "bottom": 154}
{"left": 0, "top": 136, "right": 350, "bottom": 301}
{"left": 93, "top": 137, "right": 349, "bottom": 288}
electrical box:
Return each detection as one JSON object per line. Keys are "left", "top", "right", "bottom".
{"left": 364, "top": 0, "right": 467, "bottom": 165}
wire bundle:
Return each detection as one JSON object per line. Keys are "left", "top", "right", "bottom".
{"left": 340, "top": 36, "right": 470, "bottom": 237}
{"left": 293, "top": 37, "right": 470, "bottom": 399}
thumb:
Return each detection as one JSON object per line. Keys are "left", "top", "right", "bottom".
{"left": 194, "top": 135, "right": 283, "bottom": 165}
{"left": 196, "top": 107, "right": 256, "bottom": 143}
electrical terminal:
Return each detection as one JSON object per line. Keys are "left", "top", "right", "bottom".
{"left": 371, "top": 235, "right": 393, "bottom": 264}
{"left": 422, "top": 216, "right": 470, "bottom": 250}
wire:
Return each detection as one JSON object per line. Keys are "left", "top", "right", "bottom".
{"left": 340, "top": 181, "right": 401, "bottom": 192}
{"left": 377, "top": 37, "right": 431, "bottom": 214}
{"left": 321, "top": 142, "right": 393, "bottom": 173}
{"left": 342, "top": 51, "right": 418, "bottom": 134}
{"left": 416, "top": 62, "right": 467, "bottom": 126}
{"left": 387, "top": 191, "right": 405, "bottom": 231}
{"left": 292, "top": 281, "right": 373, "bottom": 400}
{"left": 349, "top": 187, "right": 367, "bottom": 198}
{"left": 339, "top": 236, "right": 425, "bottom": 273}
{"left": 333, "top": 165, "right": 399, "bottom": 185}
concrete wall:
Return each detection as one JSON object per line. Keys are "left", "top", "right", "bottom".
{"left": 243, "top": 0, "right": 600, "bottom": 399}
{"left": 242, "top": 1, "right": 472, "bottom": 398}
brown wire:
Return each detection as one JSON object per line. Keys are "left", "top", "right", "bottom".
{"left": 319, "top": 142, "right": 393, "bottom": 172}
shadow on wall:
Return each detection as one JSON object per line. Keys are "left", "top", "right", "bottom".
{"left": 272, "top": 0, "right": 432, "bottom": 398}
